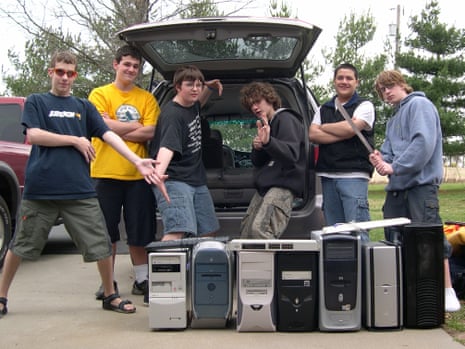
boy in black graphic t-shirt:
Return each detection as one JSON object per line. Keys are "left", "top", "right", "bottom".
{"left": 150, "top": 65, "right": 222, "bottom": 241}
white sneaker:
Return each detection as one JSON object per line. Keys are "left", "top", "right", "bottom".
{"left": 445, "top": 287, "right": 461, "bottom": 312}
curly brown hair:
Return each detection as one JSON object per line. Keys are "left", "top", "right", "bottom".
{"left": 240, "top": 82, "right": 282, "bottom": 111}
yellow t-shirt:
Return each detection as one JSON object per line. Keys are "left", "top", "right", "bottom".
{"left": 89, "top": 83, "right": 160, "bottom": 180}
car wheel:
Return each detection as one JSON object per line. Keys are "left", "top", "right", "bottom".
{"left": 0, "top": 195, "right": 12, "bottom": 269}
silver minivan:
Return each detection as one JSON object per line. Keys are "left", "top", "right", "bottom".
{"left": 117, "top": 17, "right": 324, "bottom": 239}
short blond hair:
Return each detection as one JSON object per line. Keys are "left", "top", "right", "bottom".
{"left": 50, "top": 51, "right": 77, "bottom": 69}
{"left": 374, "top": 70, "right": 413, "bottom": 98}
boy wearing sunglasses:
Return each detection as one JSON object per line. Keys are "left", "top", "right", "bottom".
{"left": 0, "top": 50, "right": 167, "bottom": 318}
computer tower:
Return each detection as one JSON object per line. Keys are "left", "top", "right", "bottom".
{"left": 148, "top": 251, "right": 187, "bottom": 329}
{"left": 236, "top": 251, "right": 276, "bottom": 332}
{"left": 229, "top": 239, "right": 320, "bottom": 332}
{"left": 363, "top": 241, "right": 403, "bottom": 330}
{"left": 402, "top": 223, "right": 444, "bottom": 328}
{"left": 275, "top": 251, "right": 318, "bottom": 331}
{"left": 312, "top": 230, "right": 361, "bottom": 331}
{"left": 190, "top": 240, "right": 232, "bottom": 328}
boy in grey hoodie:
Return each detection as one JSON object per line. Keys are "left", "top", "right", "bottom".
{"left": 371, "top": 70, "right": 460, "bottom": 312}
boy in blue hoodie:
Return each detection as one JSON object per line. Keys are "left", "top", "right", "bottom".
{"left": 371, "top": 69, "right": 460, "bottom": 312}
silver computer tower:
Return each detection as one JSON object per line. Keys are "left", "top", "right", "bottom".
{"left": 312, "top": 230, "right": 361, "bottom": 331}
{"left": 236, "top": 251, "right": 276, "bottom": 332}
{"left": 363, "top": 241, "right": 403, "bottom": 330}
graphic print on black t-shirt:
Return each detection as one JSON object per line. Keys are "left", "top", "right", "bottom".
{"left": 187, "top": 114, "right": 202, "bottom": 156}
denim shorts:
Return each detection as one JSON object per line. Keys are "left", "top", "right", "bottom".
{"left": 153, "top": 181, "right": 219, "bottom": 237}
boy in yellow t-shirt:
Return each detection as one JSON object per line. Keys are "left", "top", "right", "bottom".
{"left": 89, "top": 45, "right": 159, "bottom": 305}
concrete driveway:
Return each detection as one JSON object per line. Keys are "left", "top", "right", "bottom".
{"left": 0, "top": 252, "right": 463, "bottom": 349}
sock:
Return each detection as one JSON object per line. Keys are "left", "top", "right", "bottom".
{"left": 134, "top": 264, "right": 148, "bottom": 284}
{"left": 445, "top": 287, "right": 461, "bottom": 312}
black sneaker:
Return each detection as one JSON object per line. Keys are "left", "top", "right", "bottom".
{"left": 132, "top": 280, "right": 148, "bottom": 296}
{"left": 95, "top": 280, "right": 118, "bottom": 300}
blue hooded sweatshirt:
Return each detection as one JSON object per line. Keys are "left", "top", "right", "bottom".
{"left": 381, "top": 91, "right": 443, "bottom": 191}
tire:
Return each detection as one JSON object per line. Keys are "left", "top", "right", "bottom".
{"left": 0, "top": 195, "right": 12, "bottom": 269}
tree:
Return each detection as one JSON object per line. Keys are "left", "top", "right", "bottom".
{"left": 397, "top": 1, "right": 465, "bottom": 158}
{"left": 181, "top": 0, "right": 223, "bottom": 18}
{"left": 268, "top": 0, "right": 295, "bottom": 18}
{"left": 1, "top": 0, "right": 252, "bottom": 97}
{"left": 267, "top": 0, "right": 330, "bottom": 108}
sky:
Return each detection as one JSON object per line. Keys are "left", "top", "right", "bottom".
{"left": 0, "top": 0, "right": 463, "bottom": 94}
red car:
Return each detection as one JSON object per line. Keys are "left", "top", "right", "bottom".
{"left": 0, "top": 96, "right": 31, "bottom": 267}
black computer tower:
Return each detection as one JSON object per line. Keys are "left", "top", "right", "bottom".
{"left": 275, "top": 251, "right": 318, "bottom": 331}
{"left": 402, "top": 223, "right": 444, "bottom": 328}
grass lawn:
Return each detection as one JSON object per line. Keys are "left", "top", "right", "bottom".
{"left": 368, "top": 182, "right": 465, "bottom": 344}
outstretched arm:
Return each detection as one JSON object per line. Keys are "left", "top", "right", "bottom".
{"left": 102, "top": 130, "right": 170, "bottom": 202}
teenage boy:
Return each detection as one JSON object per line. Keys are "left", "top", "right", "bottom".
{"left": 309, "top": 63, "right": 375, "bottom": 242}
{"left": 0, "top": 50, "right": 164, "bottom": 317}
{"left": 150, "top": 65, "right": 222, "bottom": 241}
{"left": 371, "top": 69, "right": 461, "bottom": 312}
{"left": 89, "top": 45, "right": 159, "bottom": 304}
{"left": 239, "top": 81, "right": 306, "bottom": 239}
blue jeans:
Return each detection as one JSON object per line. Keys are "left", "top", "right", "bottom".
{"left": 321, "top": 177, "right": 370, "bottom": 241}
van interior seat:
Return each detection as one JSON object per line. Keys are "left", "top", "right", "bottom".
{"left": 201, "top": 120, "right": 223, "bottom": 169}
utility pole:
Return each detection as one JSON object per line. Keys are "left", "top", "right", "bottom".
{"left": 395, "top": 4, "right": 401, "bottom": 68}
{"left": 389, "top": 5, "right": 401, "bottom": 68}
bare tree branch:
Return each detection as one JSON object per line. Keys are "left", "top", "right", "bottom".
{"left": 0, "top": 0, "right": 257, "bottom": 97}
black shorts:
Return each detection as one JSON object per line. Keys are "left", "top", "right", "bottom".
{"left": 95, "top": 178, "right": 156, "bottom": 246}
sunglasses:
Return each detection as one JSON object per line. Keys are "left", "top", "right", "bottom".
{"left": 52, "top": 68, "right": 78, "bottom": 78}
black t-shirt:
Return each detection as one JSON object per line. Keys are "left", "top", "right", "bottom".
{"left": 151, "top": 100, "right": 206, "bottom": 186}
